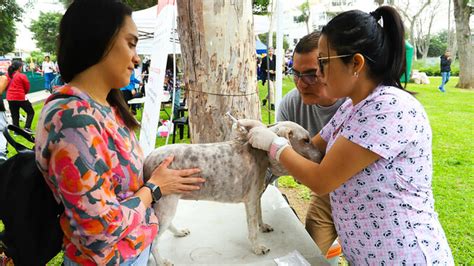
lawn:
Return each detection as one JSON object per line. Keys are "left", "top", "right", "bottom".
{"left": 1, "top": 76, "right": 472, "bottom": 264}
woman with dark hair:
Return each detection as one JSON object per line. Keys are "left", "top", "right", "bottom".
{"left": 34, "top": 0, "right": 205, "bottom": 265}
{"left": 6, "top": 61, "right": 34, "bottom": 133}
{"left": 241, "top": 6, "right": 453, "bottom": 264}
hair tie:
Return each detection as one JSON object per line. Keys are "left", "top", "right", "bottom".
{"left": 370, "top": 11, "right": 381, "bottom": 21}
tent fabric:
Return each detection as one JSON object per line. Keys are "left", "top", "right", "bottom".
{"left": 256, "top": 39, "right": 267, "bottom": 54}
{"left": 133, "top": 5, "right": 271, "bottom": 55}
{"left": 132, "top": 5, "right": 181, "bottom": 55}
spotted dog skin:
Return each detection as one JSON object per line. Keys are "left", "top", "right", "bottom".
{"left": 143, "top": 121, "right": 322, "bottom": 265}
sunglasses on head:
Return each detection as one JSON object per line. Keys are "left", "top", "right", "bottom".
{"left": 292, "top": 69, "right": 318, "bottom": 85}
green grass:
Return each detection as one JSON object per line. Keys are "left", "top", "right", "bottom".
{"left": 1, "top": 76, "right": 472, "bottom": 264}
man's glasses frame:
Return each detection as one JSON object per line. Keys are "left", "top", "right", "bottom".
{"left": 292, "top": 69, "right": 319, "bottom": 85}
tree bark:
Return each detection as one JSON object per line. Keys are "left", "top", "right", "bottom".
{"left": 453, "top": 0, "right": 474, "bottom": 89}
{"left": 177, "top": 0, "right": 261, "bottom": 143}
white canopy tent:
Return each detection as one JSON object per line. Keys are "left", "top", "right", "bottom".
{"left": 132, "top": 5, "right": 180, "bottom": 55}
{"left": 132, "top": 5, "right": 272, "bottom": 55}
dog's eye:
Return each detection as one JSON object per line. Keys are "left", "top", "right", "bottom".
{"left": 303, "top": 138, "right": 310, "bottom": 144}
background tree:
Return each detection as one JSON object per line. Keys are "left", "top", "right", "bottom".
{"left": 59, "top": 0, "right": 156, "bottom": 10}
{"left": 415, "top": 0, "right": 441, "bottom": 60}
{"left": 0, "top": 0, "right": 23, "bottom": 55}
{"left": 252, "top": 0, "right": 270, "bottom": 15}
{"left": 57, "top": 0, "right": 72, "bottom": 8}
{"left": 453, "top": 0, "right": 473, "bottom": 88}
{"left": 293, "top": 0, "right": 311, "bottom": 34}
{"left": 396, "top": 0, "right": 432, "bottom": 60}
{"left": 428, "top": 30, "right": 449, "bottom": 57}
{"left": 257, "top": 32, "right": 289, "bottom": 50}
{"left": 177, "top": 0, "right": 261, "bottom": 143}
{"left": 29, "top": 12, "right": 62, "bottom": 54}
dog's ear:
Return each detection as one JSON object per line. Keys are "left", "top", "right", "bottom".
{"left": 268, "top": 123, "right": 293, "bottom": 139}
{"left": 276, "top": 127, "right": 293, "bottom": 139}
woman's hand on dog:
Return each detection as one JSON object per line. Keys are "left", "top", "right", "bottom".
{"left": 149, "top": 156, "right": 205, "bottom": 195}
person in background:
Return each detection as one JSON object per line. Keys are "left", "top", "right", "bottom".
{"left": 42, "top": 55, "right": 56, "bottom": 92}
{"left": 120, "top": 67, "right": 141, "bottom": 115}
{"left": 438, "top": 51, "right": 452, "bottom": 93}
{"left": 140, "top": 57, "right": 150, "bottom": 95}
{"left": 34, "top": 1, "right": 205, "bottom": 264}
{"left": 165, "top": 55, "right": 181, "bottom": 119}
{"left": 242, "top": 6, "right": 453, "bottom": 264}
{"left": 0, "top": 71, "right": 8, "bottom": 162}
{"left": 260, "top": 47, "right": 276, "bottom": 109}
{"left": 6, "top": 61, "right": 34, "bottom": 133}
{"left": 267, "top": 31, "right": 346, "bottom": 255}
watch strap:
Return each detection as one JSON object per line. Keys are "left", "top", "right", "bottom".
{"left": 144, "top": 182, "right": 161, "bottom": 203}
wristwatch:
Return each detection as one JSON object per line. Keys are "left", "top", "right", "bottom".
{"left": 268, "top": 137, "right": 290, "bottom": 161}
{"left": 143, "top": 182, "right": 162, "bottom": 203}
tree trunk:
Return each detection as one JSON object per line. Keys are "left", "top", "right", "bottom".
{"left": 176, "top": 0, "right": 261, "bottom": 143}
{"left": 453, "top": 0, "right": 474, "bottom": 89}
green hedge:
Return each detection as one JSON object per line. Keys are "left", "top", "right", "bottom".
{"left": 412, "top": 59, "right": 459, "bottom": 77}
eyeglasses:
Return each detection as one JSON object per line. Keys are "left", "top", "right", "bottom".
{"left": 292, "top": 69, "right": 318, "bottom": 85}
{"left": 317, "top": 54, "right": 353, "bottom": 76}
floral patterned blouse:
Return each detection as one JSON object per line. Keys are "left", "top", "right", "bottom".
{"left": 35, "top": 86, "right": 158, "bottom": 265}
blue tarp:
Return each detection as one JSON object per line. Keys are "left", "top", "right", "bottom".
{"left": 256, "top": 39, "right": 267, "bottom": 54}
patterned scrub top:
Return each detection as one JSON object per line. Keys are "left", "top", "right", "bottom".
{"left": 320, "top": 85, "right": 454, "bottom": 265}
{"left": 35, "top": 86, "right": 158, "bottom": 265}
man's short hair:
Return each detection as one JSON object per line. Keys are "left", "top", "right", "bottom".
{"left": 294, "top": 31, "right": 321, "bottom": 55}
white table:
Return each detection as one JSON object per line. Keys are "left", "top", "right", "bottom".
{"left": 127, "top": 92, "right": 172, "bottom": 118}
{"left": 127, "top": 91, "right": 171, "bottom": 105}
{"left": 156, "top": 185, "right": 338, "bottom": 265}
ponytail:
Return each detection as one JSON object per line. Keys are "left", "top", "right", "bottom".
{"left": 321, "top": 6, "right": 406, "bottom": 89}
{"left": 373, "top": 6, "right": 405, "bottom": 89}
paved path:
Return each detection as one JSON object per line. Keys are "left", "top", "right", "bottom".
{"left": 2, "top": 89, "right": 50, "bottom": 111}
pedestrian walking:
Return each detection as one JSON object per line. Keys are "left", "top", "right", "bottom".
{"left": 6, "top": 61, "right": 34, "bottom": 133}
{"left": 438, "top": 51, "right": 452, "bottom": 92}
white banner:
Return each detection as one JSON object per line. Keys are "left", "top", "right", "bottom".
{"left": 139, "top": 2, "right": 176, "bottom": 156}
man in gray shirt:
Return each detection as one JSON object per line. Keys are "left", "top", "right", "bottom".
{"left": 275, "top": 32, "right": 345, "bottom": 255}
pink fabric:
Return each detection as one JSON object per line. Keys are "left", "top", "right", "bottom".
{"left": 320, "top": 85, "right": 453, "bottom": 264}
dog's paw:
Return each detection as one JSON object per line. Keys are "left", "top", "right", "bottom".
{"left": 158, "top": 258, "right": 174, "bottom": 266}
{"left": 252, "top": 244, "right": 270, "bottom": 255}
{"left": 173, "top": 228, "right": 190, "bottom": 237}
{"left": 259, "top": 223, "right": 274, "bottom": 233}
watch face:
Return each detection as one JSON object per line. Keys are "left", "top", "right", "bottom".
{"left": 152, "top": 186, "right": 162, "bottom": 201}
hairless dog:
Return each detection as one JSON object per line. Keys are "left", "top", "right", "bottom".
{"left": 143, "top": 119, "right": 322, "bottom": 265}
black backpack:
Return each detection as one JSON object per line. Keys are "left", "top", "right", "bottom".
{"left": 0, "top": 124, "right": 64, "bottom": 265}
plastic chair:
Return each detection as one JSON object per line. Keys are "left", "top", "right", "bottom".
{"left": 172, "top": 116, "right": 189, "bottom": 143}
